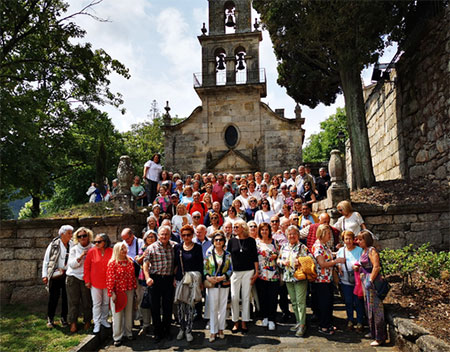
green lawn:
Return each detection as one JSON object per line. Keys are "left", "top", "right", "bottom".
{"left": 0, "top": 304, "right": 90, "bottom": 352}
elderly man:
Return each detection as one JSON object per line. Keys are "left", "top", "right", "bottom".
{"left": 166, "top": 193, "right": 180, "bottom": 220}
{"left": 187, "top": 191, "right": 207, "bottom": 224}
{"left": 300, "top": 213, "right": 340, "bottom": 251}
{"left": 42, "top": 225, "right": 74, "bottom": 328}
{"left": 161, "top": 219, "right": 180, "bottom": 244}
{"left": 222, "top": 184, "right": 234, "bottom": 212}
{"left": 298, "top": 204, "right": 319, "bottom": 228}
{"left": 295, "top": 165, "right": 316, "bottom": 196}
{"left": 315, "top": 167, "right": 331, "bottom": 200}
{"left": 143, "top": 226, "right": 175, "bottom": 342}
{"left": 222, "top": 221, "right": 233, "bottom": 243}
{"left": 194, "top": 225, "right": 212, "bottom": 257}
{"left": 286, "top": 168, "right": 297, "bottom": 187}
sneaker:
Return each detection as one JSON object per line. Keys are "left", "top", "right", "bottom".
{"left": 261, "top": 318, "right": 268, "bottom": 327}
{"left": 101, "top": 320, "right": 111, "bottom": 328}
{"left": 176, "top": 329, "right": 184, "bottom": 340}
{"left": 295, "top": 325, "right": 306, "bottom": 337}
{"left": 318, "top": 327, "right": 334, "bottom": 335}
{"left": 268, "top": 321, "right": 276, "bottom": 331}
{"left": 47, "top": 318, "right": 55, "bottom": 328}
{"left": 290, "top": 323, "right": 301, "bottom": 332}
{"left": 93, "top": 323, "right": 100, "bottom": 334}
{"left": 60, "top": 318, "right": 68, "bottom": 327}
{"left": 186, "top": 332, "right": 194, "bottom": 342}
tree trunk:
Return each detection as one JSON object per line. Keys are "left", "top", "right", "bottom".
{"left": 31, "top": 195, "right": 40, "bottom": 218}
{"left": 339, "top": 66, "right": 375, "bottom": 189}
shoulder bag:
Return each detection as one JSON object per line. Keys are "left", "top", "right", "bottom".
{"left": 344, "top": 248, "right": 355, "bottom": 285}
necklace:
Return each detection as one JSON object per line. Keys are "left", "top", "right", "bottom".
{"left": 237, "top": 238, "right": 245, "bottom": 253}
{"left": 183, "top": 243, "right": 194, "bottom": 251}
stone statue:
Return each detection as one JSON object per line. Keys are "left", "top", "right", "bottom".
{"left": 114, "top": 155, "right": 135, "bottom": 213}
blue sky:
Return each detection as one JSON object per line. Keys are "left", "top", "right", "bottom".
{"left": 71, "top": 0, "right": 396, "bottom": 142}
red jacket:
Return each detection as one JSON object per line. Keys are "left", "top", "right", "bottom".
{"left": 306, "top": 223, "right": 340, "bottom": 252}
{"left": 84, "top": 247, "right": 113, "bottom": 289}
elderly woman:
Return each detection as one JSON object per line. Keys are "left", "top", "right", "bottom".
{"left": 356, "top": 230, "right": 387, "bottom": 346}
{"left": 106, "top": 242, "right": 137, "bottom": 347}
{"left": 172, "top": 203, "right": 193, "bottom": 234}
{"left": 144, "top": 215, "right": 158, "bottom": 233}
{"left": 131, "top": 176, "right": 146, "bottom": 207}
{"left": 174, "top": 225, "right": 204, "bottom": 342}
{"left": 153, "top": 185, "right": 170, "bottom": 213}
{"left": 227, "top": 220, "right": 258, "bottom": 333}
{"left": 280, "top": 204, "right": 292, "bottom": 223}
{"left": 181, "top": 185, "right": 194, "bottom": 206}
{"left": 254, "top": 199, "right": 274, "bottom": 225}
{"left": 207, "top": 212, "right": 221, "bottom": 238}
{"left": 248, "top": 220, "right": 258, "bottom": 239}
{"left": 143, "top": 153, "right": 162, "bottom": 204}
{"left": 256, "top": 223, "right": 279, "bottom": 331}
{"left": 84, "top": 233, "right": 113, "bottom": 334}
{"left": 42, "top": 225, "right": 74, "bottom": 328}
{"left": 66, "top": 227, "right": 94, "bottom": 333}
{"left": 337, "top": 231, "right": 364, "bottom": 332}
{"left": 277, "top": 226, "right": 310, "bottom": 336}
{"left": 204, "top": 231, "right": 232, "bottom": 342}
{"left": 268, "top": 186, "right": 283, "bottom": 215}
{"left": 236, "top": 185, "right": 250, "bottom": 210}
{"left": 311, "top": 225, "right": 346, "bottom": 335}
{"left": 335, "top": 200, "right": 366, "bottom": 236}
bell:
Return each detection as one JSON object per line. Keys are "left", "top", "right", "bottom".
{"left": 225, "top": 14, "right": 235, "bottom": 27}
{"left": 217, "top": 54, "right": 226, "bottom": 70}
{"left": 236, "top": 53, "right": 245, "bottom": 70}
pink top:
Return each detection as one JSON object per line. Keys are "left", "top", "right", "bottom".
{"left": 106, "top": 259, "right": 137, "bottom": 297}
{"left": 83, "top": 247, "right": 113, "bottom": 289}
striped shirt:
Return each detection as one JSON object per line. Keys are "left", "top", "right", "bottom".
{"left": 144, "top": 240, "right": 175, "bottom": 276}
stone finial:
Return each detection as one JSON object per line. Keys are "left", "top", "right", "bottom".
{"left": 295, "top": 103, "right": 302, "bottom": 119}
{"left": 114, "top": 155, "right": 135, "bottom": 213}
{"left": 201, "top": 22, "right": 207, "bottom": 35}
{"left": 327, "top": 149, "right": 350, "bottom": 208}
{"left": 163, "top": 101, "right": 172, "bottom": 126}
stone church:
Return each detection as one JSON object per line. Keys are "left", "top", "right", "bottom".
{"left": 163, "top": 0, "right": 305, "bottom": 175}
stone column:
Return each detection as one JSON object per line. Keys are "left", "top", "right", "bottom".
{"left": 326, "top": 150, "right": 350, "bottom": 223}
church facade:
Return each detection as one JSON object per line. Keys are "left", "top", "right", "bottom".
{"left": 163, "top": 0, "right": 305, "bottom": 175}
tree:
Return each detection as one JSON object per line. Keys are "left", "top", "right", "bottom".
{"left": 0, "top": 0, "right": 129, "bottom": 216}
{"left": 253, "top": 0, "right": 410, "bottom": 189}
{"left": 303, "top": 108, "right": 348, "bottom": 162}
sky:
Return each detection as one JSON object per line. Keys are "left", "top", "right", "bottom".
{"left": 71, "top": 0, "right": 397, "bottom": 143}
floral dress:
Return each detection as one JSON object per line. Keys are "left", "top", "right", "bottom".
{"left": 311, "top": 240, "right": 333, "bottom": 283}
{"left": 256, "top": 240, "right": 280, "bottom": 282}
{"left": 278, "top": 242, "right": 309, "bottom": 282}
{"left": 360, "top": 247, "right": 387, "bottom": 341}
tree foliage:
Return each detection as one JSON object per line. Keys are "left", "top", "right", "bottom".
{"left": 253, "top": 0, "right": 411, "bottom": 189}
{"left": 0, "top": 0, "right": 129, "bottom": 216}
{"left": 303, "top": 108, "right": 348, "bottom": 162}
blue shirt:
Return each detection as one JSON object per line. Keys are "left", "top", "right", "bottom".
{"left": 193, "top": 238, "right": 213, "bottom": 258}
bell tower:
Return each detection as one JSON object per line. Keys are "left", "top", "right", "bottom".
{"left": 194, "top": 0, "right": 266, "bottom": 97}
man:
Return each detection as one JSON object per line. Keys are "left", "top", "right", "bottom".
{"left": 295, "top": 165, "right": 316, "bottom": 196}
{"left": 279, "top": 183, "right": 289, "bottom": 203}
{"left": 193, "top": 225, "right": 212, "bottom": 257}
{"left": 204, "top": 201, "right": 224, "bottom": 227}
{"left": 299, "top": 213, "right": 340, "bottom": 251}
{"left": 187, "top": 192, "right": 207, "bottom": 224}
{"left": 222, "top": 221, "right": 233, "bottom": 242}
{"left": 282, "top": 170, "right": 290, "bottom": 183}
{"left": 143, "top": 226, "right": 175, "bottom": 342}
{"left": 212, "top": 173, "right": 225, "bottom": 204}
{"left": 254, "top": 171, "right": 263, "bottom": 191}
{"left": 263, "top": 172, "right": 270, "bottom": 184}
{"left": 315, "top": 167, "right": 331, "bottom": 200}
{"left": 161, "top": 219, "right": 180, "bottom": 243}
{"left": 42, "top": 225, "right": 73, "bottom": 328}
{"left": 291, "top": 197, "right": 303, "bottom": 216}
{"left": 166, "top": 193, "right": 180, "bottom": 220}
{"left": 298, "top": 204, "right": 319, "bottom": 228}
{"left": 192, "top": 211, "right": 202, "bottom": 230}
{"left": 289, "top": 213, "right": 300, "bottom": 228}
{"left": 226, "top": 174, "right": 239, "bottom": 196}
{"left": 222, "top": 184, "right": 233, "bottom": 212}
{"left": 270, "top": 215, "right": 283, "bottom": 240}
{"left": 286, "top": 168, "right": 297, "bottom": 187}
{"left": 121, "top": 228, "right": 145, "bottom": 324}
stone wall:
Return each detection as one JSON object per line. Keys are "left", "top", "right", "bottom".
{"left": 347, "top": 7, "right": 449, "bottom": 188}
{"left": 0, "top": 214, "right": 146, "bottom": 305}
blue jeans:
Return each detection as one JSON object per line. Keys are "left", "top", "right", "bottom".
{"left": 341, "top": 283, "right": 364, "bottom": 324}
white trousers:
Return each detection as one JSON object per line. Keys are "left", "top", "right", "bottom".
{"left": 208, "top": 287, "right": 229, "bottom": 334}
{"left": 90, "top": 286, "right": 109, "bottom": 327}
{"left": 230, "top": 270, "right": 254, "bottom": 322}
{"left": 111, "top": 290, "right": 134, "bottom": 342}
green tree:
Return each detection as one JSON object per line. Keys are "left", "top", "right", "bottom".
{"left": 0, "top": 0, "right": 129, "bottom": 216}
{"left": 303, "top": 108, "right": 348, "bottom": 162}
{"left": 253, "top": 0, "right": 411, "bottom": 189}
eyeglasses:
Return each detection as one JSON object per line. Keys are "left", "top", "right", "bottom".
{"left": 93, "top": 240, "right": 104, "bottom": 244}
{"left": 249, "top": 200, "right": 256, "bottom": 203}
{"left": 262, "top": 202, "right": 269, "bottom": 205}
{"left": 271, "top": 220, "right": 279, "bottom": 223}
{"left": 249, "top": 225, "right": 257, "bottom": 228}
{"left": 294, "top": 202, "right": 302, "bottom": 205}
{"left": 241, "top": 188, "right": 247, "bottom": 191}
{"left": 77, "top": 234, "right": 88, "bottom": 239}
{"left": 181, "top": 233, "right": 193, "bottom": 238}
{"left": 193, "top": 216, "right": 200, "bottom": 219}
{"left": 233, "top": 226, "right": 240, "bottom": 229}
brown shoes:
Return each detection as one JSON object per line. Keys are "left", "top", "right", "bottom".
{"left": 70, "top": 322, "right": 78, "bottom": 333}
{"left": 83, "top": 322, "right": 91, "bottom": 330}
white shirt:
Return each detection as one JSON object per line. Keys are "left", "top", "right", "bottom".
{"left": 144, "top": 160, "right": 162, "bottom": 182}
{"left": 42, "top": 239, "right": 72, "bottom": 278}
{"left": 172, "top": 214, "right": 193, "bottom": 234}
{"left": 334, "top": 212, "right": 365, "bottom": 236}
{"left": 254, "top": 210, "right": 275, "bottom": 225}
{"left": 248, "top": 190, "right": 261, "bottom": 201}
{"left": 268, "top": 196, "right": 283, "bottom": 214}
{"left": 236, "top": 195, "right": 250, "bottom": 210}
{"left": 286, "top": 178, "right": 295, "bottom": 187}
{"left": 66, "top": 243, "right": 93, "bottom": 280}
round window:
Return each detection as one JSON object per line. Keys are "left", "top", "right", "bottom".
{"left": 224, "top": 125, "right": 238, "bottom": 148}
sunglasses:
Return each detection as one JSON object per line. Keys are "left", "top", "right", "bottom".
{"left": 181, "top": 233, "right": 193, "bottom": 238}
{"left": 241, "top": 188, "right": 247, "bottom": 191}
{"left": 93, "top": 240, "right": 104, "bottom": 244}
{"left": 77, "top": 234, "right": 88, "bottom": 239}
{"left": 193, "top": 216, "right": 200, "bottom": 219}
{"left": 249, "top": 225, "right": 257, "bottom": 228}
{"left": 233, "top": 226, "right": 240, "bottom": 229}
{"left": 249, "top": 200, "right": 256, "bottom": 203}
{"left": 271, "top": 220, "right": 279, "bottom": 223}
{"left": 214, "top": 238, "right": 225, "bottom": 242}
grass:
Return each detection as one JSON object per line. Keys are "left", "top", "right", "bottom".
{"left": 0, "top": 304, "right": 90, "bottom": 352}
{"left": 40, "top": 202, "right": 120, "bottom": 219}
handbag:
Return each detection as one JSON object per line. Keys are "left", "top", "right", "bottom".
{"left": 374, "top": 279, "right": 391, "bottom": 300}
{"left": 179, "top": 248, "right": 191, "bottom": 285}
{"left": 204, "top": 250, "right": 227, "bottom": 288}
{"left": 141, "top": 287, "right": 152, "bottom": 309}
{"left": 343, "top": 248, "right": 355, "bottom": 285}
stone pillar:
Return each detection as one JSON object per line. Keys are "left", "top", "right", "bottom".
{"left": 113, "top": 155, "right": 135, "bottom": 213}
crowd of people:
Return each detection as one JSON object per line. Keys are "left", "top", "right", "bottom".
{"left": 43, "top": 160, "right": 387, "bottom": 347}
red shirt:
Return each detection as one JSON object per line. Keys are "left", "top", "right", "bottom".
{"left": 84, "top": 247, "right": 113, "bottom": 289}
{"left": 187, "top": 201, "right": 208, "bottom": 224}
{"left": 106, "top": 259, "right": 137, "bottom": 297}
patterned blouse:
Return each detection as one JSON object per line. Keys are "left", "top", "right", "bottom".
{"left": 311, "top": 239, "right": 333, "bottom": 283}
{"left": 106, "top": 259, "right": 137, "bottom": 297}
{"left": 278, "top": 242, "right": 309, "bottom": 282}
{"left": 203, "top": 249, "right": 232, "bottom": 288}
{"left": 256, "top": 240, "right": 280, "bottom": 282}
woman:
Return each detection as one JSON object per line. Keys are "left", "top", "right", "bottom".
{"left": 181, "top": 185, "right": 194, "bottom": 206}
{"left": 201, "top": 183, "right": 217, "bottom": 203}
{"left": 143, "top": 153, "right": 162, "bottom": 204}
{"left": 260, "top": 183, "right": 269, "bottom": 200}
{"left": 277, "top": 226, "right": 310, "bottom": 336}
{"left": 236, "top": 185, "right": 250, "bottom": 210}
{"left": 106, "top": 242, "right": 137, "bottom": 347}
{"left": 207, "top": 213, "right": 221, "bottom": 238}
{"left": 271, "top": 176, "right": 281, "bottom": 190}
{"left": 227, "top": 220, "right": 258, "bottom": 333}
{"left": 248, "top": 181, "right": 261, "bottom": 201}
{"left": 84, "top": 233, "right": 113, "bottom": 334}
{"left": 337, "top": 231, "right": 364, "bottom": 332}
{"left": 335, "top": 200, "right": 367, "bottom": 236}
{"left": 225, "top": 205, "right": 240, "bottom": 224}
{"left": 280, "top": 204, "right": 292, "bottom": 223}
{"left": 254, "top": 199, "right": 274, "bottom": 225}
{"left": 159, "top": 170, "right": 170, "bottom": 190}
{"left": 268, "top": 186, "right": 283, "bottom": 215}
{"left": 151, "top": 204, "right": 163, "bottom": 226}
{"left": 172, "top": 203, "right": 193, "bottom": 234}
{"left": 203, "top": 192, "right": 213, "bottom": 211}
{"left": 300, "top": 181, "right": 316, "bottom": 205}
{"left": 135, "top": 230, "right": 158, "bottom": 336}
{"left": 356, "top": 230, "right": 387, "bottom": 346}
{"left": 153, "top": 185, "right": 170, "bottom": 213}
{"left": 248, "top": 220, "right": 258, "bottom": 239}
{"left": 144, "top": 215, "right": 158, "bottom": 234}
{"left": 174, "top": 225, "right": 204, "bottom": 342}
{"left": 311, "top": 225, "right": 346, "bottom": 335}
{"left": 233, "top": 199, "right": 247, "bottom": 220}
{"left": 256, "top": 223, "right": 279, "bottom": 331}
{"left": 204, "top": 231, "right": 232, "bottom": 342}
{"left": 66, "top": 227, "right": 94, "bottom": 333}
{"left": 131, "top": 176, "right": 147, "bottom": 207}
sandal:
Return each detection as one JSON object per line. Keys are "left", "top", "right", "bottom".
{"left": 318, "top": 327, "right": 335, "bottom": 335}
{"left": 231, "top": 323, "right": 240, "bottom": 334}
{"left": 370, "top": 340, "right": 384, "bottom": 346}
